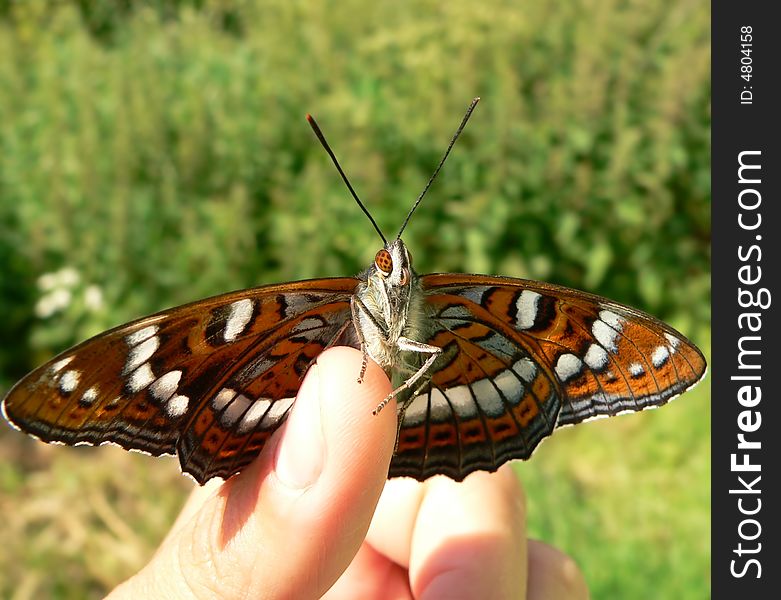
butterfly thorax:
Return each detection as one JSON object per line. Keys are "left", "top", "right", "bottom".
{"left": 355, "top": 240, "right": 428, "bottom": 374}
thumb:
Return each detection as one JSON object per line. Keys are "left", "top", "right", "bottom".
{"left": 110, "top": 347, "right": 397, "bottom": 600}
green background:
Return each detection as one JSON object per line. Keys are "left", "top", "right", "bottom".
{"left": 0, "top": 1, "right": 710, "bottom": 597}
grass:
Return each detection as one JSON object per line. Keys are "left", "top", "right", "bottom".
{"left": 0, "top": 1, "right": 710, "bottom": 597}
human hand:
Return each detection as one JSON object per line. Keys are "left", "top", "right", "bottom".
{"left": 108, "top": 347, "right": 588, "bottom": 599}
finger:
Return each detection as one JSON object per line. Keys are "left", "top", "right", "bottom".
{"left": 365, "top": 477, "right": 425, "bottom": 567}
{"left": 322, "top": 542, "right": 412, "bottom": 600}
{"left": 322, "top": 478, "right": 424, "bottom": 599}
{"left": 408, "top": 467, "right": 527, "bottom": 600}
{"left": 367, "top": 472, "right": 588, "bottom": 600}
{"left": 527, "top": 540, "right": 589, "bottom": 600}
{"left": 111, "top": 347, "right": 397, "bottom": 600}
{"left": 163, "top": 478, "right": 223, "bottom": 541}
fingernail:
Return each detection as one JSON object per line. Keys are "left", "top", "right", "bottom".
{"left": 275, "top": 364, "right": 325, "bottom": 489}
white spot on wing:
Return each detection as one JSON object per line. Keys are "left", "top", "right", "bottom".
{"left": 150, "top": 370, "right": 182, "bottom": 402}
{"left": 555, "top": 353, "right": 583, "bottom": 382}
{"left": 447, "top": 384, "right": 478, "bottom": 419}
{"left": 166, "top": 395, "right": 189, "bottom": 418}
{"left": 127, "top": 325, "right": 159, "bottom": 347}
{"left": 651, "top": 345, "right": 670, "bottom": 368}
{"left": 60, "top": 370, "right": 80, "bottom": 393}
{"left": 224, "top": 299, "right": 253, "bottom": 342}
{"left": 80, "top": 385, "right": 98, "bottom": 405}
{"left": 51, "top": 356, "right": 74, "bottom": 374}
{"left": 494, "top": 369, "right": 524, "bottom": 404}
{"left": 403, "top": 393, "right": 428, "bottom": 426}
{"left": 511, "top": 358, "right": 537, "bottom": 382}
{"left": 629, "top": 362, "right": 645, "bottom": 377}
{"left": 221, "top": 393, "right": 252, "bottom": 427}
{"left": 237, "top": 399, "right": 272, "bottom": 434}
{"left": 584, "top": 344, "right": 609, "bottom": 371}
{"left": 213, "top": 388, "right": 236, "bottom": 411}
{"left": 128, "top": 363, "right": 155, "bottom": 393}
{"left": 429, "top": 387, "right": 454, "bottom": 422}
{"left": 592, "top": 319, "right": 620, "bottom": 352}
{"left": 471, "top": 378, "right": 504, "bottom": 417}
{"left": 260, "top": 396, "right": 294, "bottom": 427}
{"left": 664, "top": 333, "right": 680, "bottom": 352}
{"left": 599, "top": 310, "right": 624, "bottom": 329}
{"left": 515, "top": 291, "right": 541, "bottom": 330}
{"left": 124, "top": 335, "right": 160, "bottom": 374}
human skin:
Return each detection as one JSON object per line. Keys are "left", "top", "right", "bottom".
{"left": 108, "top": 347, "right": 588, "bottom": 599}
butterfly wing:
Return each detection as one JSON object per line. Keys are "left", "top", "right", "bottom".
{"left": 4, "top": 270, "right": 707, "bottom": 484}
{"left": 2, "top": 278, "right": 358, "bottom": 484}
{"left": 390, "top": 274, "right": 707, "bottom": 480}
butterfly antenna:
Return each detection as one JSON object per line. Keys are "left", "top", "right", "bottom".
{"left": 307, "top": 114, "right": 387, "bottom": 244}
{"left": 396, "top": 97, "right": 480, "bottom": 239}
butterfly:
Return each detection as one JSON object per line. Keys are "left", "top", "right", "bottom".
{"left": 2, "top": 98, "right": 707, "bottom": 485}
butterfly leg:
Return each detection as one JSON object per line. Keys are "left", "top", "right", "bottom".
{"left": 350, "top": 297, "right": 369, "bottom": 383}
{"left": 391, "top": 378, "right": 434, "bottom": 452}
{"left": 372, "top": 338, "right": 441, "bottom": 415}
{"left": 350, "top": 296, "right": 381, "bottom": 384}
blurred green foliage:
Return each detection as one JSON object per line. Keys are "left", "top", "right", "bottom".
{"left": 0, "top": 0, "right": 709, "bottom": 598}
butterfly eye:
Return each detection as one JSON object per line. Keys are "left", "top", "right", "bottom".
{"left": 399, "top": 268, "right": 409, "bottom": 286}
{"left": 375, "top": 249, "right": 393, "bottom": 275}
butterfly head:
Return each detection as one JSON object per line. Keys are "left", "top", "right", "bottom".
{"left": 363, "top": 238, "right": 424, "bottom": 347}
{"left": 373, "top": 239, "right": 414, "bottom": 289}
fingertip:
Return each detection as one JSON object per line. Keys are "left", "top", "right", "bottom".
{"left": 316, "top": 346, "right": 393, "bottom": 402}
{"left": 409, "top": 467, "right": 528, "bottom": 599}
{"left": 273, "top": 346, "right": 395, "bottom": 491}
{"left": 527, "top": 540, "right": 590, "bottom": 600}
{"left": 314, "top": 346, "right": 397, "bottom": 488}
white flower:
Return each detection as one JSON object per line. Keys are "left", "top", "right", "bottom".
{"left": 37, "top": 272, "right": 58, "bottom": 291}
{"left": 35, "top": 289, "right": 72, "bottom": 318}
{"left": 37, "top": 267, "right": 81, "bottom": 291}
{"left": 84, "top": 285, "right": 104, "bottom": 311}
{"left": 57, "top": 267, "right": 80, "bottom": 288}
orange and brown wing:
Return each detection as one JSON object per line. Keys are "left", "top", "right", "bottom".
{"left": 2, "top": 278, "right": 357, "bottom": 484}
{"left": 388, "top": 274, "right": 706, "bottom": 481}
